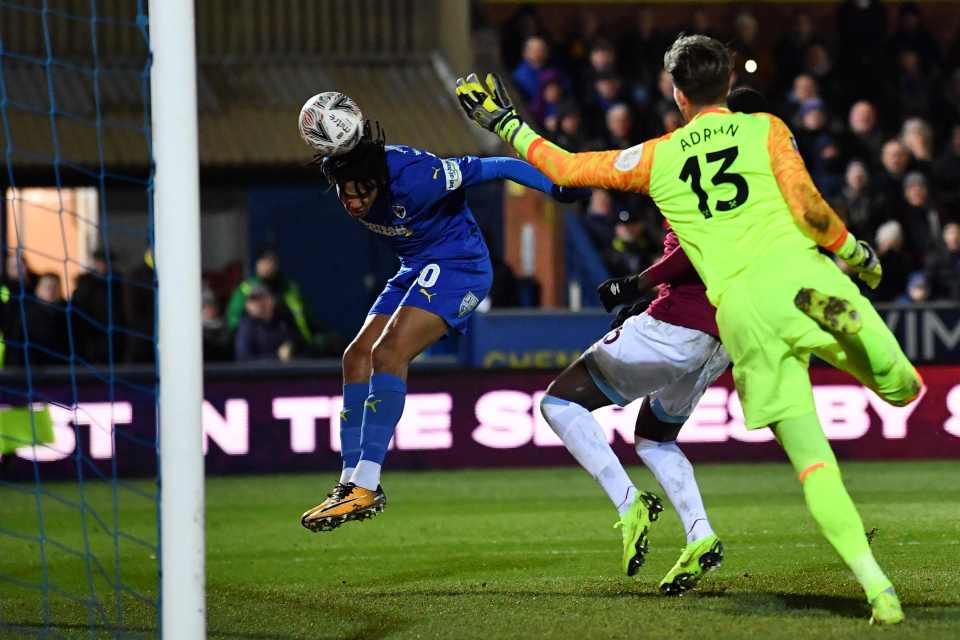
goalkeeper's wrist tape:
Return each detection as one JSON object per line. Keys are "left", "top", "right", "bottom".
{"left": 835, "top": 231, "right": 862, "bottom": 263}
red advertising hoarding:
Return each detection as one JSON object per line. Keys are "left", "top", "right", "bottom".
{"left": 4, "top": 365, "right": 959, "bottom": 480}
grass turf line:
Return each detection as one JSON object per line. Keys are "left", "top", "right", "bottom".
{"left": 0, "top": 461, "right": 958, "bottom": 639}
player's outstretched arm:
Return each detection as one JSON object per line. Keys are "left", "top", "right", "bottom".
{"left": 476, "top": 157, "right": 590, "bottom": 203}
{"left": 455, "top": 72, "right": 656, "bottom": 193}
{"left": 766, "top": 115, "right": 882, "bottom": 288}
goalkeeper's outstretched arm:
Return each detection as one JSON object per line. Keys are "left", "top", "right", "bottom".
{"left": 455, "top": 72, "right": 658, "bottom": 193}
{"left": 764, "top": 114, "right": 882, "bottom": 288}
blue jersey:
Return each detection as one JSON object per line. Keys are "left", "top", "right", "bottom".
{"left": 357, "top": 145, "right": 489, "bottom": 263}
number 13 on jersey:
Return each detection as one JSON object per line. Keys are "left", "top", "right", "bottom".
{"left": 678, "top": 145, "right": 749, "bottom": 219}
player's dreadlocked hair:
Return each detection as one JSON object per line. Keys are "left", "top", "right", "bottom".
{"left": 663, "top": 34, "right": 733, "bottom": 106}
{"left": 318, "top": 121, "right": 389, "bottom": 196}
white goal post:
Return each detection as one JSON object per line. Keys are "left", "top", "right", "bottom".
{"left": 149, "top": 0, "right": 206, "bottom": 638}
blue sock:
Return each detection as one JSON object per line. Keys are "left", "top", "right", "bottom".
{"left": 358, "top": 373, "right": 406, "bottom": 466}
{"left": 339, "top": 383, "right": 367, "bottom": 472}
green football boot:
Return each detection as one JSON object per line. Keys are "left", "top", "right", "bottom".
{"left": 794, "top": 288, "right": 863, "bottom": 335}
{"left": 869, "top": 587, "right": 904, "bottom": 625}
{"left": 613, "top": 491, "right": 663, "bottom": 576}
{"left": 659, "top": 534, "right": 724, "bottom": 596}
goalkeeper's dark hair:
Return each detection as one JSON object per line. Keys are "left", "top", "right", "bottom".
{"left": 318, "top": 121, "right": 389, "bottom": 195}
{"left": 663, "top": 34, "right": 733, "bottom": 106}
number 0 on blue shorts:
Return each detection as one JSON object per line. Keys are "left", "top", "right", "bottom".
{"left": 369, "top": 258, "right": 493, "bottom": 334}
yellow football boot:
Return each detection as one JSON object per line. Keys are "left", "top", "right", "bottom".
{"left": 300, "top": 482, "right": 387, "bottom": 532}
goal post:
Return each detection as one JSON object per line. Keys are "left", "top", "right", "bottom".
{"left": 149, "top": 0, "right": 206, "bottom": 638}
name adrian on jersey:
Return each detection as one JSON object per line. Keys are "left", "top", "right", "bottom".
{"left": 679, "top": 123, "right": 740, "bottom": 152}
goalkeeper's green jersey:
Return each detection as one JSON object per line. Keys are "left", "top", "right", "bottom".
{"left": 516, "top": 107, "right": 851, "bottom": 306}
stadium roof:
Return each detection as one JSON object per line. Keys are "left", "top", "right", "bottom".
{"left": 1, "top": 55, "right": 489, "bottom": 182}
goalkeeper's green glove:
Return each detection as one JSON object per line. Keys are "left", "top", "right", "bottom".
{"left": 455, "top": 72, "right": 523, "bottom": 143}
{"left": 835, "top": 232, "right": 882, "bottom": 289}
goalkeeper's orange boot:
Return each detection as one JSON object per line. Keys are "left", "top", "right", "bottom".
{"left": 794, "top": 288, "right": 862, "bottom": 335}
{"left": 300, "top": 482, "right": 387, "bottom": 532}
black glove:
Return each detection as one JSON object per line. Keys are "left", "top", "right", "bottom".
{"left": 550, "top": 185, "right": 592, "bottom": 203}
{"left": 597, "top": 275, "right": 644, "bottom": 312}
{"left": 610, "top": 299, "right": 651, "bottom": 330}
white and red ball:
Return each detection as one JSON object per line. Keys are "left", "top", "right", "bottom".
{"left": 297, "top": 92, "right": 364, "bottom": 156}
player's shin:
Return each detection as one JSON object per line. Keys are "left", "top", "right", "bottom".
{"left": 352, "top": 373, "right": 406, "bottom": 490}
{"left": 540, "top": 395, "right": 636, "bottom": 513}
{"left": 634, "top": 437, "right": 714, "bottom": 544}
{"left": 775, "top": 413, "right": 894, "bottom": 603}
{"left": 339, "top": 383, "right": 368, "bottom": 482}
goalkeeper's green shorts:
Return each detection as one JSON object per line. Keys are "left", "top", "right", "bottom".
{"left": 715, "top": 249, "right": 922, "bottom": 429}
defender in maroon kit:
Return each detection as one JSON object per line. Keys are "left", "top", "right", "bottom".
{"left": 537, "top": 88, "right": 767, "bottom": 595}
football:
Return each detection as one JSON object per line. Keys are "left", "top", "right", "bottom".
{"left": 297, "top": 91, "right": 364, "bottom": 156}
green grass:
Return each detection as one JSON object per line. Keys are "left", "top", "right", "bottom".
{"left": 1, "top": 461, "right": 959, "bottom": 639}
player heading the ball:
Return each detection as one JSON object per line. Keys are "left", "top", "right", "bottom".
{"left": 296, "top": 92, "right": 590, "bottom": 533}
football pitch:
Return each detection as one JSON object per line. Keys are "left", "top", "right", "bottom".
{"left": 1, "top": 461, "right": 958, "bottom": 639}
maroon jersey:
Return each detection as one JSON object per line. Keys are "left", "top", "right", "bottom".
{"left": 642, "top": 229, "right": 719, "bottom": 338}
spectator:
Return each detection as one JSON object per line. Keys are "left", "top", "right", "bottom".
{"left": 528, "top": 69, "right": 567, "bottom": 127}
{"left": 582, "top": 189, "right": 616, "bottom": 251}
{"left": 513, "top": 35, "right": 555, "bottom": 102}
{"left": 584, "top": 72, "right": 629, "bottom": 136}
{"left": 123, "top": 248, "right": 156, "bottom": 364}
{"left": 889, "top": 3, "right": 942, "bottom": 72}
{"left": 896, "top": 49, "right": 936, "bottom": 119}
{"left": 782, "top": 73, "right": 819, "bottom": 126}
{"left": 0, "top": 251, "right": 36, "bottom": 367}
{"left": 871, "top": 221, "right": 913, "bottom": 302}
{"left": 795, "top": 101, "right": 843, "bottom": 198}
{"left": 933, "top": 124, "right": 960, "bottom": 206}
{"left": 925, "top": 221, "right": 960, "bottom": 300}
{"left": 7, "top": 273, "right": 68, "bottom": 368}
{"left": 616, "top": 8, "right": 667, "bottom": 83}
{"left": 844, "top": 101, "right": 885, "bottom": 167}
{"left": 896, "top": 271, "right": 930, "bottom": 304}
{"left": 603, "top": 207, "right": 657, "bottom": 278}
{"left": 803, "top": 43, "right": 843, "bottom": 106}
{"left": 660, "top": 109, "right": 683, "bottom": 135}
{"left": 876, "top": 139, "right": 911, "bottom": 215}
{"left": 234, "top": 284, "right": 300, "bottom": 362}
{"left": 649, "top": 69, "right": 678, "bottom": 128}
{"left": 936, "top": 69, "right": 960, "bottom": 129}
{"left": 71, "top": 249, "right": 124, "bottom": 364}
{"left": 202, "top": 285, "right": 231, "bottom": 362}
{"left": 596, "top": 103, "right": 638, "bottom": 150}
{"left": 836, "top": 0, "right": 887, "bottom": 102}
{"left": 900, "top": 117, "right": 935, "bottom": 175}
{"left": 730, "top": 12, "right": 771, "bottom": 88}
{"left": 833, "top": 160, "right": 878, "bottom": 243}
{"left": 900, "top": 172, "right": 941, "bottom": 257}
{"left": 226, "top": 247, "right": 312, "bottom": 346}
{"left": 775, "top": 13, "right": 815, "bottom": 93}
{"left": 549, "top": 103, "right": 585, "bottom": 151}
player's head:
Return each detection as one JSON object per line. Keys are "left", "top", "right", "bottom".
{"left": 727, "top": 86, "right": 768, "bottom": 115}
{"left": 320, "top": 122, "right": 388, "bottom": 219}
{"left": 663, "top": 34, "right": 733, "bottom": 120}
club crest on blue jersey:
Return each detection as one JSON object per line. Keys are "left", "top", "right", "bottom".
{"left": 458, "top": 291, "right": 480, "bottom": 317}
{"left": 393, "top": 204, "right": 407, "bottom": 219}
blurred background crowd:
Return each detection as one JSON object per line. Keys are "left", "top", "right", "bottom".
{"left": 2, "top": 0, "right": 959, "bottom": 368}
{"left": 495, "top": 1, "right": 960, "bottom": 305}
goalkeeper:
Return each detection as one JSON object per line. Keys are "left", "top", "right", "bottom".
{"left": 456, "top": 36, "right": 921, "bottom": 625}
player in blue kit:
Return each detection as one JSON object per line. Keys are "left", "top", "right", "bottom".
{"left": 299, "top": 118, "right": 588, "bottom": 532}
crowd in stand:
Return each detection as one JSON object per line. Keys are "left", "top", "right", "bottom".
{"left": 0, "top": 247, "right": 345, "bottom": 369}
{"left": 500, "top": 1, "right": 960, "bottom": 302}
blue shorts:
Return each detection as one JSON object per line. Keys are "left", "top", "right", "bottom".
{"left": 369, "top": 257, "right": 493, "bottom": 334}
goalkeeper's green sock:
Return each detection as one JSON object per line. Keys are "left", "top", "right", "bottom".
{"left": 774, "top": 412, "right": 892, "bottom": 601}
